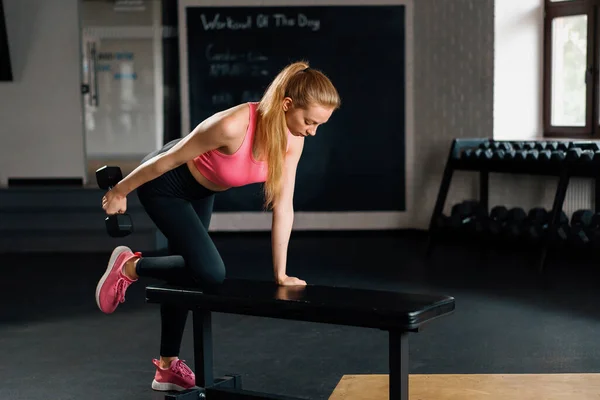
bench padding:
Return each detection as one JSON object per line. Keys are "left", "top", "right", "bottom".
{"left": 146, "top": 279, "right": 455, "bottom": 331}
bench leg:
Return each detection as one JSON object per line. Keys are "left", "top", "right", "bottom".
{"left": 193, "top": 309, "right": 214, "bottom": 388}
{"left": 389, "top": 331, "right": 409, "bottom": 400}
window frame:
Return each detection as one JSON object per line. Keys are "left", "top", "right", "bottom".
{"left": 544, "top": 0, "right": 596, "bottom": 138}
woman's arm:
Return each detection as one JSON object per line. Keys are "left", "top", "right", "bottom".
{"left": 271, "top": 136, "right": 305, "bottom": 285}
{"left": 113, "top": 113, "right": 238, "bottom": 197}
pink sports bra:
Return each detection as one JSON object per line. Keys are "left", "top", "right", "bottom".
{"left": 192, "top": 102, "right": 291, "bottom": 188}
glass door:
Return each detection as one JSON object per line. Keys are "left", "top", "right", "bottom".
{"left": 80, "top": 0, "right": 163, "bottom": 185}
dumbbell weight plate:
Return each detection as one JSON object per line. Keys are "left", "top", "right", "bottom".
{"left": 555, "top": 211, "right": 570, "bottom": 242}
{"left": 96, "top": 165, "right": 134, "bottom": 238}
{"left": 569, "top": 209, "right": 594, "bottom": 247}
{"left": 105, "top": 214, "right": 134, "bottom": 238}
{"left": 545, "top": 142, "right": 559, "bottom": 151}
{"left": 504, "top": 208, "right": 527, "bottom": 238}
{"left": 550, "top": 151, "right": 566, "bottom": 167}
{"left": 527, "top": 207, "right": 549, "bottom": 241}
{"left": 488, "top": 205, "right": 509, "bottom": 235}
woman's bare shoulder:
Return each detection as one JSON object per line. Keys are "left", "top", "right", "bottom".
{"left": 210, "top": 103, "right": 253, "bottom": 140}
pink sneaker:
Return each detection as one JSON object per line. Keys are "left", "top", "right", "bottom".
{"left": 95, "top": 246, "right": 139, "bottom": 314}
{"left": 151, "top": 358, "right": 196, "bottom": 391}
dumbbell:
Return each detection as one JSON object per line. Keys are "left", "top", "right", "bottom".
{"left": 480, "top": 148, "right": 494, "bottom": 162}
{"left": 550, "top": 150, "right": 566, "bottom": 166}
{"left": 587, "top": 213, "right": 600, "bottom": 247}
{"left": 571, "top": 142, "right": 600, "bottom": 151}
{"left": 503, "top": 207, "right": 528, "bottom": 238}
{"left": 461, "top": 148, "right": 481, "bottom": 162}
{"left": 555, "top": 211, "right": 571, "bottom": 242}
{"left": 525, "top": 150, "right": 539, "bottom": 163}
{"left": 545, "top": 142, "right": 559, "bottom": 151}
{"left": 526, "top": 208, "right": 570, "bottom": 240}
{"left": 96, "top": 165, "right": 134, "bottom": 238}
{"left": 566, "top": 148, "right": 595, "bottom": 165}
{"left": 448, "top": 200, "right": 487, "bottom": 233}
{"left": 492, "top": 142, "right": 512, "bottom": 152}
{"left": 557, "top": 142, "right": 572, "bottom": 152}
{"left": 514, "top": 150, "right": 529, "bottom": 163}
{"left": 488, "top": 206, "right": 509, "bottom": 235}
{"left": 520, "top": 142, "right": 535, "bottom": 151}
{"left": 538, "top": 150, "right": 552, "bottom": 163}
{"left": 491, "top": 149, "right": 506, "bottom": 163}
{"left": 523, "top": 150, "right": 552, "bottom": 167}
{"left": 570, "top": 209, "right": 594, "bottom": 246}
{"left": 527, "top": 207, "right": 549, "bottom": 240}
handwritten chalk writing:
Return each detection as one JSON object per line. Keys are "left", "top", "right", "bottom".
{"left": 273, "top": 13, "right": 320, "bottom": 31}
{"left": 200, "top": 13, "right": 252, "bottom": 30}
{"left": 206, "top": 44, "right": 242, "bottom": 62}
{"left": 273, "top": 14, "right": 294, "bottom": 27}
{"left": 256, "top": 14, "right": 269, "bottom": 28}
{"left": 208, "top": 62, "right": 270, "bottom": 78}
{"left": 205, "top": 44, "right": 268, "bottom": 63}
{"left": 297, "top": 13, "right": 320, "bottom": 31}
{"left": 209, "top": 63, "right": 244, "bottom": 77}
{"left": 199, "top": 12, "right": 320, "bottom": 31}
{"left": 248, "top": 51, "right": 268, "bottom": 62}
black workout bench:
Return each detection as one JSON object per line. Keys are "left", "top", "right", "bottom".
{"left": 145, "top": 279, "right": 455, "bottom": 400}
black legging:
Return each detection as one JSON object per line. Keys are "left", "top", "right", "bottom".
{"left": 134, "top": 139, "right": 226, "bottom": 357}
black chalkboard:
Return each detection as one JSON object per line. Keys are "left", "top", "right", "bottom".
{"left": 185, "top": 5, "right": 406, "bottom": 212}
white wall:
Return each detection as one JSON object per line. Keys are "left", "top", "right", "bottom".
{"left": 0, "top": 0, "right": 86, "bottom": 185}
{"left": 494, "top": 0, "right": 544, "bottom": 140}
{"left": 491, "top": 0, "right": 593, "bottom": 220}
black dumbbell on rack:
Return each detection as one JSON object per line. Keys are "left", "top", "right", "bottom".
{"left": 525, "top": 207, "right": 569, "bottom": 242}
{"left": 96, "top": 165, "right": 134, "bottom": 238}
{"left": 587, "top": 213, "right": 600, "bottom": 247}
{"left": 437, "top": 200, "right": 488, "bottom": 234}
{"left": 503, "top": 207, "right": 528, "bottom": 239}
{"left": 554, "top": 212, "right": 571, "bottom": 242}
{"left": 569, "top": 209, "right": 594, "bottom": 247}
{"left": 526, "top": 207, "right": 550, "bottom": 241}
{"left": 487, "top": 206, "right": 509, "bottom": 236}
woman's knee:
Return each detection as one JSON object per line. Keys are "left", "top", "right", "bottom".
{"left": 203, "top": 261, "right": 226, "bottom": 286}
{"left": 188, "top": 255, "right": 226, "bottom": 286}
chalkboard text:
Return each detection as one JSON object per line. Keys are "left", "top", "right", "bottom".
{"left": 199, "top": 13, "right": 320, "bottom": 32}
{"left": 208, "top": 63, "right": 269, "bottom": 78}
{"left": 205, "top": 43, "right": 268, "bottom": 63}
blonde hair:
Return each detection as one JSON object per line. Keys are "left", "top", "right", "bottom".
{"left": 256, "top": 61, "right": 341, "bottom": 210}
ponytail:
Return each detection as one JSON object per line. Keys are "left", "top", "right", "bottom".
{"left": 256, "top": 61, "right": 309, "bottom": 210}
{"left": 256, "top": 60, "right": 340, "bottom": 210}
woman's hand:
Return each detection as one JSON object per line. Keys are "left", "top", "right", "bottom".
{"left": 276, "top": 274, "right": 307, "bottom": 286}
{"left": 102, "top": 190, "right": 127, "bottom": 215}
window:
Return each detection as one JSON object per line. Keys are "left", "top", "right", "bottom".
{"left": 544, "top": 0, "right": 597, "bottom": 137}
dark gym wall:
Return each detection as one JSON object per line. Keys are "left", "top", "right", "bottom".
{"left": 184, "top": 5, "right": 406, "bottom": 213}
{"left": 412, "top": 0, "right": 496, "bottom": 226}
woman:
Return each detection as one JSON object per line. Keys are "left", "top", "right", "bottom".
{"left": 96, "top": 61, "right": 341, "bottom": 392}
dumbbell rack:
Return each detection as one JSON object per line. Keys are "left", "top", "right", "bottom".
{"left": 426, "top": 138, "right": 600, "bottom": 273}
